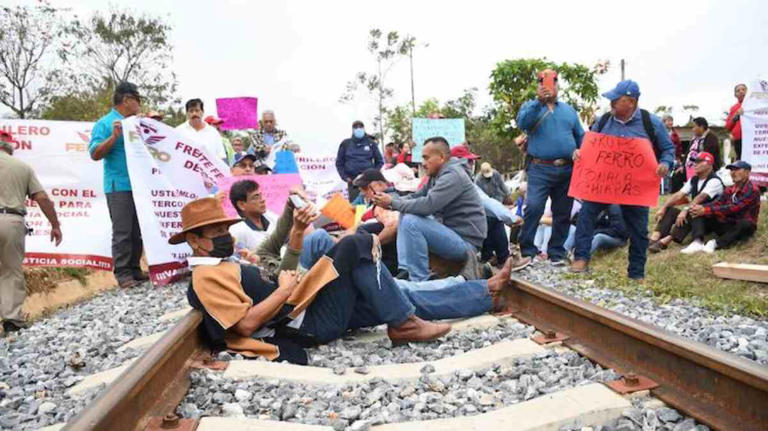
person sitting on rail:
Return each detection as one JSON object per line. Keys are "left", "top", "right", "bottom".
{"left": 649, "top": 152, "right": 723, "bottom": 253}
{"left": 172, "top": 197, "right": 523, "bottom": 364}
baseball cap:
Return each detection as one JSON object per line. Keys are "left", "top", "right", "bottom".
{"left": 204, "top": 115, "right": 224, "bottom": 125}
{"left": 352, "top": 120, "right": 365, "bottom": 128}
{"left": 693, "top": 152, "right": 714, "bottom": 165}
{"left": 450, "top": 145, "right": 480, "bottom": 160}
{"left": 726, "top": 160, "right": 752, "bottom": 170}
{"left": 233, "top": 153, "right": 257, "bottom": 167}
{"left": 253, "top": 160, "right": 272, "bottom": 174}
{"left": 602, "top": 80, "right": 640, "bottom": 101}
{"left": 0, "top": 130, "right": 16, "bottom": 154}
{"left": 353, "top": 168, "right": 387, "bottom": 188}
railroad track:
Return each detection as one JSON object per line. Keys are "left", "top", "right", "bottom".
{"left": 60, "top": 277, "right": 768, "bottom": 431}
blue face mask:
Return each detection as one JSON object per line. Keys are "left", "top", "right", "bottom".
{"left": 353, "top": 128, "right": 365, "bottom": 139}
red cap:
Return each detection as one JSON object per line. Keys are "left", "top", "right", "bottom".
{"left": 450, "top": 145, "right": 480, "bottom": 160}
{"left": 204, "top": 115, "right": 224, "bottom": 125}
{"left": 694, "top": 152, "right": 714, "bottom": 165}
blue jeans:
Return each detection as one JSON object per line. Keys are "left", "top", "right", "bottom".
{"left": 396, "top": 276, "right": 492, "bottom": 320}
{"left": 481, "top": 216, "right": 509, "bottom": 265}
{"left": 591, "top": 233, "right": 626, "bottom": 254}
{"left": 299, "top": 229, "right": 336, "bottom": 270}
{"left": 563, "top": 225, "right": 577, "bottom": 252}
{"left": 397, "top": 214, "right": 472, "bottom": 281}
{"left": 574, "top": 202, "right": 649, "bottom": 279}
{"left": 520, "top": 164, "right": 574, "bottom": 261}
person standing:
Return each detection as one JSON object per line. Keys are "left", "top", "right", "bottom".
{"left": 516, "top": 69, "right": 585, "bottom": 265}
{"left": 89, "top": 82, "right": 147, "bottom": 288}
{"left": 726, "top": 84, "right": 747, "bottom": 160}
{"left": 0, "top": 132, "right": 62, "bottom": 335}
{"left": 663, "top": 115, "right": 683, "bottom": 161}
{"left": 248, "top": 110, "right": 289, "bottom": 160}
{"left": 176, "top": 99, "right": 227, "bottom": 162}
{"left": 336, "top": 120, "right": 383, "bottom": 201}
{"left": 571, "top": 80, "right": 675, "bottom": 280}
{"left": 684, "top": 117, "right": 722, "bottom": 179}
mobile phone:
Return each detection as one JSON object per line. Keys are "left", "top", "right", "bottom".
{"left": 290, "top": 194, "right": 307, "bottom": 209}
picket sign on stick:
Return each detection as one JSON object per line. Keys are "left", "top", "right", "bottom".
{"left": 568, "top": 131, "right": 660, "bottom": 207}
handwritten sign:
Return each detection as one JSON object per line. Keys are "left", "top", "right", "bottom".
{"left": 568, "top": 132, "right": 660, "bottom": 207}
{"left": 218, "top": 174, "right": 303, "bottom": 218}
{"left": 412, "top": 118, "right": 465, "bottom": 160}
{"left": 216, "top": 97, "right": 259, "bottom": 131}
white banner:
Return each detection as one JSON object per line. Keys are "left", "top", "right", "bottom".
{"left": 742, "top": 78, "right": 768, "bottom": 184}
{"left": 295, "top": 153, "right": 347, "bottom": 203}
{"left": 0, "top": 120, "right": 113, "bottom": 270}
{"left": 123, "top": 117, "right": 230, "bottom": 286}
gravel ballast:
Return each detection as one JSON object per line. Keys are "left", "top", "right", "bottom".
{"left": 0, "top": 280, "right": 187, "bottom": 431}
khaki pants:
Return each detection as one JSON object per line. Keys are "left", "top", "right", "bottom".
{"left": 0, "top": 213, "right": 26, "bottom": 324}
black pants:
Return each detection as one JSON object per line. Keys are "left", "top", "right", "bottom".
{"left": 481, "top": 216, "right": 509, "bottom": 265}
{"left": 106, "top": 192, "right": 143, "bottom": 281}
{"left": 690, "top": 217, "right": 756, "bottom": 249}
{"left": 733, "top": 139, "right": 742, "bottom": 161}
{"left": 655, "top": 207, "right": 692, "bottom": 244}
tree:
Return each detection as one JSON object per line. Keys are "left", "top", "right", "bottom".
{"left": 40, "top": 83, "right": 113, "bottom": 121}
{"left": 489, "top": 58, "right": 607, "bottom": 139}
{"left": 61, "top": 8, "right": 178, "bottom": 107}
{"left": 0, "top": 3, "right": 64, "bottom": 118}
{"left": 340, "top": 29, "right": 415, "bottom": 145}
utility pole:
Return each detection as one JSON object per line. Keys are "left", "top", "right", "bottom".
{"left": 620, "top": 59, "right": 625, "bottom": 81}
{"left": 409, "top": 43, "right": 416, "bottom": 115}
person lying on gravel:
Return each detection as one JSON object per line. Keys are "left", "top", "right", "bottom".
{"left": 170, "top": 197, "right": 454, "bottom": 364}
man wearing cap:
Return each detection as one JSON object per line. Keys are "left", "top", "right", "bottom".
{"left": 89, "top": 81, "right": 146, "bottom": 288}
{"left": 571, "top": 80, "right": 675, "bottom": 280}
{"left": 205, "top": 115, "right": 235, "bottom": 166}
{"left": 516, "top": 69, "right": 585, "bottom": 266}
{"left": 231, "top": 153, "right": 272, "bottom": 177}
{"left": 649, "top": 152, "right": 723, "bottom": 253}
{"left": 172, "top": 197, "right": 451, "bottom": 364}
{"left": 336, "top": 120, "right": 384, "bottom": 201}
{"left": 248, "top": 110, "right": 289, "bottom": 160}
{"left": 176, "top": 99, "right": 227, "bottom": 163}
{"left": 353, "top": 168, "right": 401, "bottom": 272}
{"left": 371, "top": 137, "right": 486, "bottom": 281}
{"left": 0, "top": 132, "right": 62, "bottom": 335}
{"left": 726, "top": 84, "right": 747, "bottom": 160}
{"left": 682, "top": 161, "right": 761, "bottom": 254}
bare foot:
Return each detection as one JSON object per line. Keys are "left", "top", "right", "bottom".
{"left": 488, "top": 256, "right": 514, "bottom": 297}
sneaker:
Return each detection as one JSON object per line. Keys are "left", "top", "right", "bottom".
{"left": 681, "top": 240, "right": 705, "bottom": 255}
{"left": 550, "top": 258, "right": 568, "bottom": 267}
{"left": 702, "top": 239, "right": 717, "bottom": 254}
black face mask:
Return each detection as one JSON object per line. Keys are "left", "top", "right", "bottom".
{"left": 208, "top": 234, "right": 234, "bottom": 258}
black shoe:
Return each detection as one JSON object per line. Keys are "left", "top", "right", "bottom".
{"left": 3, "top": 321, "right": 25, "bottom": 334}
{"left": 395, "top": 269, "right": 410, "bottom": 280}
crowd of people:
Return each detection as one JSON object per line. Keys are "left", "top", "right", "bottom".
{"left": 0, "top": 73, "right": 762, "bottom": 359}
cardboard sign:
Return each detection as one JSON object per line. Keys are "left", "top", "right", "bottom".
{"left": 218, "top": 174, "right": 303, "bottom": 218}
{"left": 568, "top": 131, "right": 660, "bottom": 207}
{"left": 412, "top": 118, "right": 465, "bottom": 160}
{"left": 216, "top": 97, "right": 259, "bottom": 130}
{"left": 273, "top": 150, "right": 299, "bottom": 174}
{"left": 320, "top": 193, "right": 356, "bottom": 229}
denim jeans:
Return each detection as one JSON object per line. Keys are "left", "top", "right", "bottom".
{"left": 520, "top": 164, "right": 573, "bottom": 261}
{"left": 590, "top": 233, "right": 626, "bottom": 254}
{"left": 299, "top": 229, "right": 336, "bottom": 270}
{"left": 298, "top": 262, "right": 414, "bottom": 344}
{"left": 397, "top": 214, "right": 472, "bottom": 281}
{"left": 481, "top": 216, "right": 510, "bottom": 265}
{"left": 563, "top": 225, "right": 577, "bottom": 253}
{"left": 396, "top": 276, "right": 492, "bottom": 320}
{"left": 533, "top": 225, "right": 552, "bottom": 254}
{"left": 574, "top": 202, "right": 649, "bottom": 279}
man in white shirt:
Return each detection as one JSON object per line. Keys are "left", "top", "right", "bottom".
{"left": 228, "top": 179, "right": 279, "bottom": 252}
{"left": 649, "top": 152, "right": 723, "bottom": 253}
{"left": 176, "top": 99, "right": 226, "bottom": 161}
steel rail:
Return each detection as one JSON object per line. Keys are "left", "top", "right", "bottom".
{"left": 61, "top": 311, "right": 203, "bottom": 431}
{"left": 508, "top": 276, "right": 768, "bottom": 431}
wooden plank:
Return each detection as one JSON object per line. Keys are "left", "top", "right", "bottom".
{"left": 712, "top": 262, "right": 768, "bottom": 283}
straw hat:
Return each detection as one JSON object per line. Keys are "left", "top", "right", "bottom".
{"left": 168, "top": 197, "right": 242, "bottom": 245}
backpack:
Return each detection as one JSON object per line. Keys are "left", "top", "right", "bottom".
{"left": 596, "top": 109, "right": 660, "bottom": 161}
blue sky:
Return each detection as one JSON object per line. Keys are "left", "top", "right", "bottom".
{"left": 6, "top": 0, "right": 767, "bottom": 153}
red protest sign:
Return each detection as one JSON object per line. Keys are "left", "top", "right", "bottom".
{"left": 568, "top": 131, "right": 660, "bottom": 207}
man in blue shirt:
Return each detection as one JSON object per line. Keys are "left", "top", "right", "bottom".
{"left": 571, "top": 80, "right": 675, "bottom": 280}
{"left": 516, "top": 69, "right": 585, "bottom": 265}
{"left": 89, "top": 82, "right": 145, "bottom": 288}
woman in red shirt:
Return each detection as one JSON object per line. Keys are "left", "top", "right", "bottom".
{"left": 396, "top": 142, "right": 413, "bottom": 164}
{"left": 726, "top": 83, "right": 747, "bottom": 160}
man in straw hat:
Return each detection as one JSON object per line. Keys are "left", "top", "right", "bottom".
{"left": 171, "top": 197, "right": 457, "bottom": 364}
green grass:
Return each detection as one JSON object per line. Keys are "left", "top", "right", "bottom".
{"left": 55, "top": 267, "right": 91, "bottom": 286}
{"left": 566, "top": 201, "right": 768, "bottom": 317}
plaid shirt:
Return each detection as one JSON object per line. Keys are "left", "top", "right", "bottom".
{"left": 702, "top": 180, "right": 761, "bottom": 225}
{"left": 248, "top": 128, "right": 288, "bottom": 159}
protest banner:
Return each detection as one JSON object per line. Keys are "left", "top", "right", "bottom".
{"left": 217, "top": 173, "right": 303, "bottom": 219}
{"left": 216, "top": 97, "right": 259, "bottom": 131}
{"left": 123, "top": 117, "right": 230, "bottom": 286}
{"left": 295, "top": 153, "right": 347, "bottom": 202}
{"left": 568, "top": 131, "right": 661, "bottom": 207}
{"left": 411, "top": 118, "right": 465, "bottom": 160}
{"left": 741, "top": 78, "right": 768, "bottom": 185}
{"left": 0, "top": 119, "right": 113, "bottom": 271}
